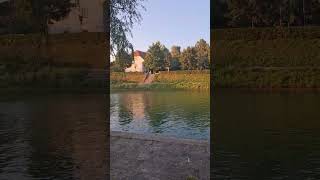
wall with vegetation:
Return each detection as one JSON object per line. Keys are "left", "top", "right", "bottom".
{"left": 0, "top": 32, "right": 107, "bottom": 68}
{"left": 212, "top": 27, "right": 320, "bottom": 88}
{"left": 111, "top": 71, "right": 210, "bottom": 90}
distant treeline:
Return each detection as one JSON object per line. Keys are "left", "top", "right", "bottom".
{"left": 112, "top": 39, "right": 210, "bottom": 72}
{"left": 212, "top": 0, "right": 320, "bottom": 28}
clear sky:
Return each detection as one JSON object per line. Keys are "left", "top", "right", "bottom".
{"left": 129, "top": 0, "right": 210, "bottom": 52}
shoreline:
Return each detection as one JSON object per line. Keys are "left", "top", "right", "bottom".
{"left": 110, "top": 131, "right": 209, "bottom": 145}
{"left": 213, "top": 87, "right": 320, "bottom": 93}
{"left": 0, "top": 87, "right": 106, "bottom": 94}
{"left": 110, "top": 131, "right": 210, "bottom": 179}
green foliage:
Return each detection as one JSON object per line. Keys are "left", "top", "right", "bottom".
{"left": 0, "top": 56, "right": 107, "bottom": 89}
{"left": 29, "top": 0, "right": 73, "bottom": 33}
{"left": 212, "top": 0, "right": 320, "bottom": 28}
{"left": 169, "top": 46, "right": 182, "bottom": 70}
{"left": 110, "top": 71, "right": 210, "bottom": 90}
{"left": 144, "top": 41, "right": 169, "bottom": 71}
{"left": 9, "top": 0, "right": 37, "bottom": 34}
{"left": 195, "top": 39, "right": 210, "bottom": 70}
{"left": 212, "top": 28, "right": 320, "bottom": 88}
{"left": 212, "top": 26, "right": 320, "bottom": 41}
{"left": 180, "top": 47, "right": 198, "bottom": 70}
{"left": 110, "top": 0, "right": 145, "bottom": 54}
{"left": 113, "top": 49, "right": 133, "bottom": 72}
{"left": 0, "top": 32, "right": 107, "bottom": 68}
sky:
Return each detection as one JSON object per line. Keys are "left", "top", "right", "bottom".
{"left": 129, "top": 0, "right": 210, "bottom": 52}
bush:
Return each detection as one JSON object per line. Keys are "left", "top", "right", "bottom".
{"left": 212, "top": 26, "right": 320, "bottom": 41}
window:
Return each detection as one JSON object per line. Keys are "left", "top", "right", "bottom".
{"left": 81, "top": 8, "right": 88, "bottom": 18}
{"left": 73, "top": 0, "right": 80, "bottom": 7}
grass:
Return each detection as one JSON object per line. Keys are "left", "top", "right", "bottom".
{"left": 0, "top": 32, "right": 107, "bottom": 91}
{"left": 0, "top": 56, "right": 106, "bottom": 89}
{"left": 111, "top": 71, "right": 210, "bottom": 91}
{"left": 212, "top": 27, "right": 320, "bottom": 88}
{"left": 0, "top": 32, "right": 106, "bottom": 68}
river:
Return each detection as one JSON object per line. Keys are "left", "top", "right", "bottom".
{"left": 111, "top": 90, "right": 210, "bottom": 140}
{"left": 0, "top": 94, "right": 108, "bottom": 180}
{"left": 213, "top": 89, "right": 320, "bottom": 179}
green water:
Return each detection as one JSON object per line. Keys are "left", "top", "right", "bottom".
{"left": 110, "top": 90, "right": 210, "bottom": 140}
{"left": 213, "top": 89, "right": 320, "bottom": 179}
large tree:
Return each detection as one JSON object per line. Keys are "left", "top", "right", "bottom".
{"left": 180, "top": 47, "right": 197, "bottom": 70}
{"left": 110, "top": 0, "right": 145, "bottom": 55}
{"left": 195, "top": 39, "right": 210, "bottom": 70}
{"left": 112, "top": 49, "right": 133, "bottom": 72}
{"left": 28, "top": 0, "right": 73, "bottom": 38}
{"left": 144, "top": 41, "right": 168, "bottom": 71}
{"left": 9, "top": 0, "right": 36, "bottom": 34}
{"left": 170, "top": 46, "right": 182, "bottom": 70}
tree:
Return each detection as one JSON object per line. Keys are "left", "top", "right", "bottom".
{"left": 170, "top": 46, "right": 182, "bottom": 70}
{"left": 212, "top": 0, "right": 229, "bottom": 28}
{"left": 171, "top": 46, "right": 181, "bottom": 59}
{"left": 144, "top": 41, "right": 168, "bottom": 71}
{"left": 113, "top": 49, "right": 133, "bottom": 72}
{"left": 9, "top": 0, "right": 36, "bottom": 34}
{"left": 110, "top": 0, "right": 145, "bottom": 55}
{"left": 28, "top": 0, "right": 73, "bottom": 42}
{"left": 180, "top": 47, "right": 197, "bottom": 70}
{"left": 311, "top": 0, "right": 320, "bottom": 24}
{"left": 195, "top": 39, "right": 210, "bottom": 70}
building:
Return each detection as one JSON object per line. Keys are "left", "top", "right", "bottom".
{"left": 125, "top": 50, "right": 146, "bottom": 73}
{"left": 48, "top": 0, "right": 106, "bottom": 34}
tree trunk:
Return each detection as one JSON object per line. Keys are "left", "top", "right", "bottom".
{"left": 251, "top": 17, "right": 254, "bottom": 28}
{"left": 280, "top": 6, "right": 282, "bottom": 26}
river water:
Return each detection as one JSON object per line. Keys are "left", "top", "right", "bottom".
{"left": 111, "top": 90, "right": 210, "bottom": 140}
{"left": 0, "top": 94, "right": 108, "bottom": 180}
{"left": 213, "top": 89, "right": 320, "bottom": 179}
{"left": 2, "top": 90, "right": 318, "bottom": 179}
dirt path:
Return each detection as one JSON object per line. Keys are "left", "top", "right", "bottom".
{"left": 141, "top": 73, "right": 155, "bottom": 84}
{"left": 110, "top": 131, "right": 210, "bottom": 180}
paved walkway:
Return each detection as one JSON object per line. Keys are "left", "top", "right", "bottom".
{"left": 110, "top": 131, "right": 210, "bottom": 180}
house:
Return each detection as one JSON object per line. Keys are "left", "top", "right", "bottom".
{"left": 125, "top": 50, "right": 146, "bottom": 73}
{"left": 48, "top": 0, "right": 106, "bottom": 34}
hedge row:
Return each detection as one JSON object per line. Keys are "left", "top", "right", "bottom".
{"left": 0, "top": 32, "right": 106, "bottom": 46}
{"left": 212, "top": 38, "right": 320, "bottom": 67}
{"left": 213, "top": 68, "right": 320, "bottom": 88}
{"left": 212, "top": 26, "right": 320, "bottom": 40}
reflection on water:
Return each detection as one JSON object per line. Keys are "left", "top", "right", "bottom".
{"left": 111, "top": 90, "right": 210, "bottom": 140}
{"left": 213, "top": 89, "right": 320, "bottom": 179}
{"left": 0, "top": 94, "right": 108, "bottom": 180}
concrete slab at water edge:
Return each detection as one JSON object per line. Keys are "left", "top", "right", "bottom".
{"left": 110, "top": 131, "right": 210, "bottom": 180}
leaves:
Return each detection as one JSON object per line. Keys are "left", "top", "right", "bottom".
{"left": 110, "top": 0, "right": 145, "bottom": 55}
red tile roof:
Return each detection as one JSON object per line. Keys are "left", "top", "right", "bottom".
{"left": 134, "top": 50, "right": 146, "bottom": 58}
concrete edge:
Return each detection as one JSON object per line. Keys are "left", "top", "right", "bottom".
{"left": 110, "top": 131, "right": 210, "bottom": 146}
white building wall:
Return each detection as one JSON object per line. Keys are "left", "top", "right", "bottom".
{"left": 48, "top": 0, "right": 105, "bottom": 34}
{"left": 125, "top": 56, "right": 145, "bottom": 72}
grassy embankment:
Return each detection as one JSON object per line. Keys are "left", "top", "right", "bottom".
{"left": 111, "top": 71, "right": 210, "bottom": 91}
{"left": 212, "top": 27, "right": 320, "bottom": 89}
{"left": 0, "top": 32, "right": 107, "bottom": 92}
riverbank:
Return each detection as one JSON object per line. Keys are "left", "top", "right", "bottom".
{"left": 212, "top": 27, "right": 320, "bottom": 88}
{"left": 111, "top": 71, "right": 210, "bottom": 91}
{"left": 0, "top": 57, "right": 106, "bottom": 91}
{"left": 110, "top": 131, "right": 209, "bottom": 180}
{"left": 0, "top": 33, "right": 107, "bottom": 91}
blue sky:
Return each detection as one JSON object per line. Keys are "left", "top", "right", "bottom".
{"left": 129, "top": 0, "right": 210, "bottom": 52}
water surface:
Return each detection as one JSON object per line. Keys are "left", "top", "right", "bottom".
{"left": 213, "top": 89, "right": 320, "bottom": 179}
{"left": 0, "top": 94, "right": 108, "bottom": 180}
{"left": 111, "top": 90, "right": 210, "bottom": 140}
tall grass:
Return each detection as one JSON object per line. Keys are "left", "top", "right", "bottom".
{"left": 111, "top": 71, "right": 210, "bottom": 90}
{"left": 212, "top": 27, "right": 320, "bottom": 88}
